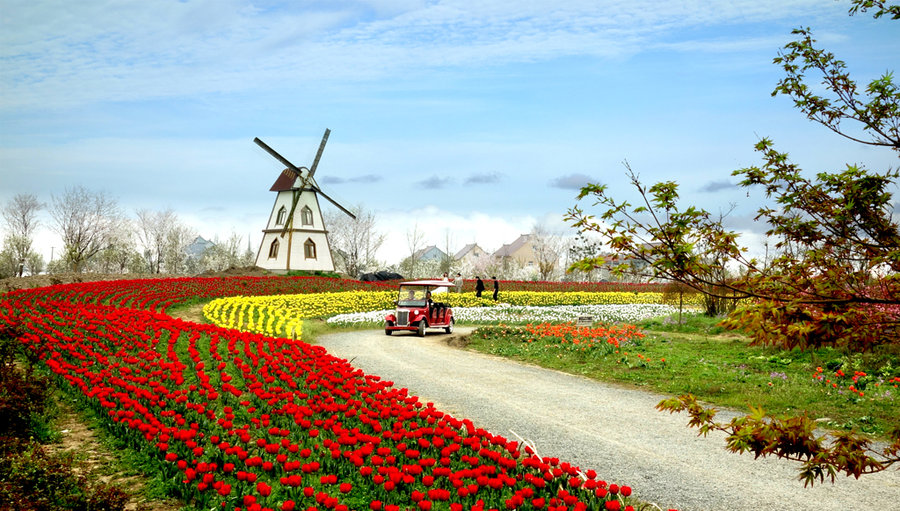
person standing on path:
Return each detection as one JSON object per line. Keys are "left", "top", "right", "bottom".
{"left": 454, "top": 272, "right": 463, "bottom": 293}
{"left": 475, "top": 276, "right": 485, "bottom": 297}
{"left": 492, "top": 276, "right": 499, "bottom": 301}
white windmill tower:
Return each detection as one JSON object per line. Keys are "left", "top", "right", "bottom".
{"left": 253, "top": 129, "right": 356, "bottom": 273}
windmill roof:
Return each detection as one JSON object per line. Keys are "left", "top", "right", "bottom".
{"left": 270, "top": 168, "right": 319, "bottom": 192}
{"left": 270, "top": 169, "right": 297, "bottom": 191}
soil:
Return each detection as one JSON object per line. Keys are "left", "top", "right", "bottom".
{"left": 45, "top": 397, "right": 183, "bottom": 511}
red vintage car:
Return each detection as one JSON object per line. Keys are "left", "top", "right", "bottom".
{"left": 384, "top": 280, "right": 455, "bottom": 336}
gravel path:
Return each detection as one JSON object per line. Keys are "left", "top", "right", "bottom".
{"left": 318, "top": 327, "right": 900, "bottom": 511}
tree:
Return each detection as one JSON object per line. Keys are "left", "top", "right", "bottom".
{"left": 400, "top": 223, "right": 426, "bottom": 278}
{"left": 87, "top": 218, "right": 137, "bottom": 273}
{"left": 567, "top": 4, "right": 900, "bottom": 352}
{"left": 325, "top": 205, "right": 385, "bottom": 277}
{"left": 565, "top": 232, "right": 603, "bottom": 282}
{"left": 531, "top": 224, "right": 564, "bottom": 281}
{"left": 1, "top": 194, "right": 43, "bottom": 277}
{"left": 162, "top": 224, "right": 197, "bottom": 274}
{"left": 197, "top": 233, "right": 254, "bottom": 273}
{"left": 49, "top": 186, "right": 122, "bottom": 273}
{"left": 23, "top": 251, "right": 44, "bottom": 276}
{"left": 439, "top": 230, "right": 456, "bottom": 276}
{"left": 136, "top": 208, "right": 177, "bottom": 273}
{"left": 568, "top": 0, "right": 900, "bottom": 484}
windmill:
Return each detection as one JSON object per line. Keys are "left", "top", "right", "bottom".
{"left": 253, "top": 129, "right": 356, "bottom": 273}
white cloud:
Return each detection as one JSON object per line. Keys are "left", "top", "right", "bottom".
{"left": 0, "top": 0, "right": 840, "bottom": 109}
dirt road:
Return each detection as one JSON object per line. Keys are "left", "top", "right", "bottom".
{"left": 318, "top": 328, "right": 899, "bottom": 511}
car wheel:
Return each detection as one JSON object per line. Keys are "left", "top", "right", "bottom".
{"left": 445, "top": 318, "right": 454, "bottom": 334}
{"left": 417, "top": 320, "right": 426, "bottom": 337}
{"left": 385, "top": 321, "right": 393, "bottom": 335}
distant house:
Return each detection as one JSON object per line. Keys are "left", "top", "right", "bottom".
{"left": 492, "top": 234, "right": 537, "bottom": 267}
{"left": 454, "top": 243, "right": 489, "bottom": 265}
{"left": 185, "top": 236, "right": 215, "bottom": 260}
{"left": 412, "top": 245, "right": 448, "bottom": 262}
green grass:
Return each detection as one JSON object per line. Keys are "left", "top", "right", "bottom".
{"left": 465, "top": 317, "right": 900, "bottom": 440}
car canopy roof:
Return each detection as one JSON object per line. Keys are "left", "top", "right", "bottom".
{"left": 400, "top": 280, "right": 453, "bottom": 287}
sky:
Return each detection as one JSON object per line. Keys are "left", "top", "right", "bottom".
{"left": 1, "top": 0, "right": 898, "bottom": 267}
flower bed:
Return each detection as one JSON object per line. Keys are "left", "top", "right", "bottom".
{"left": 0, "top": 277, "right": 654, "bottom": 511}
{"left": 207, "top": 290, "right": 698, "bottom": 333}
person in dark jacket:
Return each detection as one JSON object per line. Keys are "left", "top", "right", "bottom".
{"left": 492, "top": 276, "right": 499, "bottom": 301}
{"left": 475, "top": 276, "right": 485, "bottom": 297}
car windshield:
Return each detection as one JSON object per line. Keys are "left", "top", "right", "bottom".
{"left": 398, "top": 286, "right": 428, "bottom": 306}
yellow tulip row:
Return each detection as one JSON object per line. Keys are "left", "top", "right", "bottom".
{"left": 202, "top": 291, "right": 396, "bottom": 337}
{"left": 202, "top": 290, "right": 701, "bottom": 337}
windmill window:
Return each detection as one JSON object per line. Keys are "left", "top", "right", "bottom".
{"left": 301, "top": 206, "right": 314, "bottom": 226}
{"left": 268, "top": 239, "right": 279, "bottom": 259}
{"left": 276, "top": 206, "right": 287, "bottom": 226}
{"left": 304, "top": 238, "right": 317, "bottom": 259}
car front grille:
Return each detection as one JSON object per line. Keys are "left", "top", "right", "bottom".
{"left": 396, "top": 310, "right": 409, "bottom": 326}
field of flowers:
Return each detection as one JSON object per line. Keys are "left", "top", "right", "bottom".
{"left": 0, "top": 276, "right": 664, "bottom": 511}
{"left": 204, "top": 288, "right": 699, "bottom": 334}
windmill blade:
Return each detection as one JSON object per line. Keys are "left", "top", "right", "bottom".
{"left": 254, "top": 137, "right": 303, "bottom": 177}
{"left": 307, "top": 128, "right": 331, "bottom": 179}
{"left": 313, "top": 185, "right": 357, "bottom": 220}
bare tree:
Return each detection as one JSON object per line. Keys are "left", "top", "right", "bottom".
{"left": 49, "top": 186, "right": 121, "bottom": 272}
{"left": 531, "top": 223, "right": 564, "bottom": 281}
{"left": 325, "top": 204, "right": 385, "bottom": 277}
{"left": 403, "top": 223, "right": 426, "bottom": 278}
{"left": 162, "top": 223, "right": 197, "bottom": 274}
{"left": 440, "top": 230, "right": 455, "bottom": 275}
{"left": 24, "top": 251, "right": 45, "bottom": 276}
{"left": 88, "top": 218, "right": 137, "bottom": 273}
{"left": 198, "top": 233, "right": 253, "bottom": 273}
{"left": 1, "top": 193, "right": 43, "bottom": 276}
{"left": 136, "top": 208, "right": 178, "bottom": 273}
{"left": 565, "top": 231, "right": 604, "bottom": 282}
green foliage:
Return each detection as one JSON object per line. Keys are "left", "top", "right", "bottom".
{"left": 0, "top": 439, "right": 129, "bottom": 511}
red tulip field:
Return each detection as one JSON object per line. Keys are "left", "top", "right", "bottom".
{"left": 0, "top": 277, "right": 647, "bottom": 511}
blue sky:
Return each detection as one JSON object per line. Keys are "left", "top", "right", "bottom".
{"left": 1, "top": 0, "right": 898, "bottom": 265}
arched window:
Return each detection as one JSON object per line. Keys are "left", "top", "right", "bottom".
{"left": 304, "top": 238, "right": 316, "bottom": 259}
{"left": 301, "top": 206, "right": 314, "bottom": 226}
{"left": 276, "top": 206, "right": 287, "bottom": 226}
{"left": 268, "top": 238, "right": 279, "bottom": 259}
